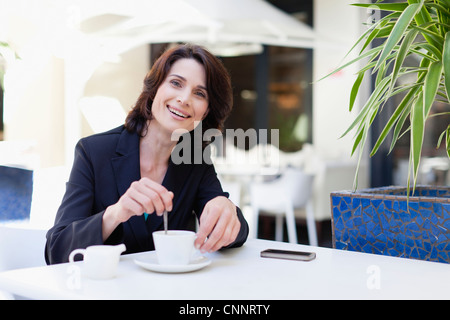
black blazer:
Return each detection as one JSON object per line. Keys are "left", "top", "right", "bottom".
{"left": 45, "top": 126, "right": 248, "bottom": 264}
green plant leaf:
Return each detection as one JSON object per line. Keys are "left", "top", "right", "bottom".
{"left": 412, "top": 42, "right": 443, "bottom": 60}
{"left": 441, "top": 0, "right": 450, "bottom": 8}
{"left": 413, "top": 26, "right": 445, "bottom": 49}
{"left": 377, "top": 22, "right": 398, "bottom": 38}
{"left": 352, "top": 3, "right": 409, "bottom": 12}
{"left": 410, "top": 91, "right": 425, "bottom": 186}
{"left": 351, "top": 127, "right": 365, "bottom": 156}
{"left": 359, "top": 51, "right": 398, "bottom": 74}
{"left": 447, "top": 126, "right": 450, "bottom": 158}
{"left": 408, "top": 0, "right": 444, "bottom": 48}
{"left": 443, "top": 31, "right": 450, "bottom": 101}
{"left": 390, "top": 103, "right": 412, "bottom": 154}
{"left": 423, "top": 60, "right": 443, "bottom": 117}
{"left": 437, "top": 127, "right": 445, "bottom": 148}
{"left": 426, "top": 3, "right": 450, "bottom": 20}
{"left": 407, "top": 146, "right": 414, "bottom": 201}
{"left": 375, "top": 60, "right": 387, "bottom": 86}
{"left": 437, "top": 125, "right": 450, "bottom": 160}
{"left": 316, "top": 46, "right": 383, "bottom": 82}
{"left": 337, "top": 12, "right": 398, "bottom": 66}
{"left": 349, "top": 71, "right": 365, "bottom": 112}
{"left": 370, "top": 83, "right": 421, "bottom": 156}
{"left": 374, "top": 2, "right": 423, "bottom": 72}
{"left": 352, "top": 106, "right": 378, "bottom": 190}
{"left": 389, "top": 28, "right": 420, "bottom": 96}
{"left": 409, "top": 47, "right": 440, "bottom": 62}
{"left": 341, "top": 76, "right": 391, "bottom": 139}
{"left": 418, "top": 1, "right": 440, "bottom": 35}
{"left": 360, "top": 22, "right": 383, "bottom": 54}
{"left": 342, "top": 21, "right": 379, "bottom": 62}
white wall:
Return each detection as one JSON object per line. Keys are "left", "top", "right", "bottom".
{"left": 1, "top": 4, "right": 65, "bottom": 168}
{"left": 313, "top": 0, "right": 371, "bottom": 163}
{"left": 307, "top": 0, "right": 371, "bottom": 219}
{"left": 3, "top": 55, "right": 65, "bottom": 168}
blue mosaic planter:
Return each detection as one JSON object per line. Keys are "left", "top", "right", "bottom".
{"left": 330, "top": 186, "right": 450, "bottom": 264}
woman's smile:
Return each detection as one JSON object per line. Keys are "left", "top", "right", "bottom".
{"left": 166, "top": 105, "right": 191, "bottom": 119}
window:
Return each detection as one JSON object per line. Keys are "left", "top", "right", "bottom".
{"left": 222, "top": 45, "right": 313, "bottom": 152}
{"left": 222, "top": 0, "right": 314, "bottom": 151}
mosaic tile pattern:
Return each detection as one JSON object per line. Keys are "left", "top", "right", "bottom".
{"left": 331, "top": 186, "right": 450, "bottom": 264}
{"left": 0, "top": 165, "right": 33, "bottom": 221}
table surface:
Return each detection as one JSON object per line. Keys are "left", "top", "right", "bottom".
{"left": 1, "top": 238, "right": 449, "bottom": 300}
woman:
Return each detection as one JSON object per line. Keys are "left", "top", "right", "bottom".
{"left": 45, "top": 44, "right": 248, "bottom": 264}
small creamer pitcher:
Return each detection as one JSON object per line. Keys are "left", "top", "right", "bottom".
{"left": 68, "top": 244, "right": 126, "bottom": 280}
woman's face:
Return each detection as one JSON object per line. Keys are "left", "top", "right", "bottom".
{"left": 151, "top": 58, "right": 209, "bottom": 135}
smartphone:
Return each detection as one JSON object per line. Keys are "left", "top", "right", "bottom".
{"left": 260, "top": 249, "right": 316, "bottom": 262}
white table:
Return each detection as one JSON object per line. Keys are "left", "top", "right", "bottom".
{"left": 0, "top": 239, "right": 449, "bottom": 300}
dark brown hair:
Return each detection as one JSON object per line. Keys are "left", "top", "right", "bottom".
{"left": 125, "top": 44, "right": 233, "bottom": 138}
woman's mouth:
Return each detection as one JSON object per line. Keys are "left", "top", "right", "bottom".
{"left": 167, "top": 105, "right": 190, "bottom": 119}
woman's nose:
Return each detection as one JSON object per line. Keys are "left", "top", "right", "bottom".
{"left": 176, "top": 91, "right": 190, "bottom": 106}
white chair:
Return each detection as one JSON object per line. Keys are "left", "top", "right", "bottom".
{"left": 0, "top": 224, "right": 47, "bottom": 299}
{"left": 249, "top": 167, "right": 318, "bottom": 246}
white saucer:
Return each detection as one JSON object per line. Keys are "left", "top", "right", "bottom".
{"left": 134, "top": 251, "right": 211, "bottom": 273}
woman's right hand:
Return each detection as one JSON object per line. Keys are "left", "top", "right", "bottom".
{"left": 102, "top": 177, "right": 174, "bottom": 241}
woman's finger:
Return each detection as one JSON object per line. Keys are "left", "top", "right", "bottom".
{"left": 195, "top": 196, "right": 239, "bottom": 253}
{"left": 140, "top": 178, "right": 174, "bottom": 213}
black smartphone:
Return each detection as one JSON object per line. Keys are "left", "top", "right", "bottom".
{"left": 260, "top": 249, "right": 316, "bottom": 262}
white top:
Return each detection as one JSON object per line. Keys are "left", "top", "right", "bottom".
{"left": 0, "top": 239, "right": 449, "bottom": 300}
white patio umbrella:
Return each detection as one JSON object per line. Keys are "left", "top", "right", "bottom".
{"left": 74, "top": 0, "right": 315, "bottom": 56}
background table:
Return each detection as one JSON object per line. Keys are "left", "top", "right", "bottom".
{"left": 0, "top": 239, "right": 449, "bottom": 299}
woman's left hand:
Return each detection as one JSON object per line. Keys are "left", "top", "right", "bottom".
{"left": 195, "top": 196, "right": 241, "bottom": 253}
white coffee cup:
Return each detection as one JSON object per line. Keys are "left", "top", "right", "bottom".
{"left": 152, "top": 230, "right": 197, "bottom": 265}
{"left": 68, "top": 244, "right": 126, "bottom": 280}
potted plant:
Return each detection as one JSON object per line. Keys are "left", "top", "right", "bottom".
{"left": 322, "top": 0, "right": 450, "bottom": 263}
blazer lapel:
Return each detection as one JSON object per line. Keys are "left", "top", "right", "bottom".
{"left": 111, "top": 129, "right": 150, "bottom": 249}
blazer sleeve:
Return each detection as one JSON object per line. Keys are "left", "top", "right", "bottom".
{"left": 194, "top": 163, "right": 249, "bottom": 249}
{"left": 45, "top": 139, "right": 105, "bottom": 265}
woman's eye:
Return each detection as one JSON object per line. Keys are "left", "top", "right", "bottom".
{"left": 195, "top": 91, "right": 206, "bottom": 98}
{"left": 170, "top": 80, "right": 182, "bottom": 87}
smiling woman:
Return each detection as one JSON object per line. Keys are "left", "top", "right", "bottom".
{"left": 45, "top": 44, "right": 248, "bottom": 264}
